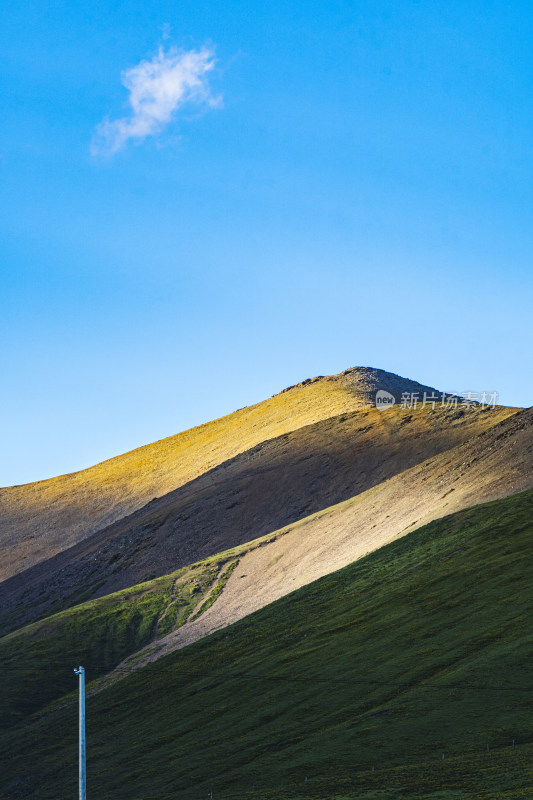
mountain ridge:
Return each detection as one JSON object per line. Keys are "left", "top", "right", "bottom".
{"left": 0, "top": 366, "right": 451, "bottom": 582}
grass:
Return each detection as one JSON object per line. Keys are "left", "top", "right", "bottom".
{"left": 1, "top": 489, "right": 532, "bottom": 799}
{"left": 0, "top": 559, "right": 223, "bottom": 729}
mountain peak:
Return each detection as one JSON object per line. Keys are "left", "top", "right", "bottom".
{"left": 279, "top": 366, "right": 441, "bottom": 405}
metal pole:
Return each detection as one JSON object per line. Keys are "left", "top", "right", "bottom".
{"left": 74, "top": 666, "right": 86, "bottom": 800}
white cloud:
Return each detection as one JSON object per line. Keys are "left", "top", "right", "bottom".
{"left": 92, "top": 45, "right": 220, "bottom": 156}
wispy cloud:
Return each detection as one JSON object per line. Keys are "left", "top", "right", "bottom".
{"left": 92, "top": 44, "right": 220, "bottom": 156}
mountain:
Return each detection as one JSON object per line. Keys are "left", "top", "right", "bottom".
{"left": 1, "top": 365, "right": 532, "bottom": 800}
{"left": 0, "top": 400, "right": 516, "bottom": 634}
{"left": 0, "top": 367, "right": 445, "bottom": 582}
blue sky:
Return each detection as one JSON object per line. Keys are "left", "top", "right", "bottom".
{"left": 2, "top": 0, "right": 532, "bottom": 486}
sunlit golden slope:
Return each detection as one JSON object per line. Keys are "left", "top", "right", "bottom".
{"left": 0, "top": 367, "right": 448, "bottom": 580}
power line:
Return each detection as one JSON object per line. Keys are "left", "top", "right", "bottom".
{"left": 0, "top": 664, "right": 532, "bottom": 692}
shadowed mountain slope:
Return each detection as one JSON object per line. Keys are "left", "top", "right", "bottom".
{"left": 0, "top": 403, "right": 516, "bottom": 634}
{"left": 1, "top": 489, "right": 532, "bottom": 800}
{"left": 0, "top": 367, "right": 445, "bottom": 581}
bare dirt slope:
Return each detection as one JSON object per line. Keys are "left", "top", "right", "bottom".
{"left": 141, "top": 405, "right": 533, "bottom": 663}
{"left": 0, "top": 403, "right": 515, "bottom": 633}
{"left": 0, "top": 367, "right": 444, "bottom": 580}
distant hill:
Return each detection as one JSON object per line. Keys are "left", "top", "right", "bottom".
{"left": 0, "top": 367, "right": 447, "bottom": 582}
{"left": 0, "top": 400, "right": 516, "bottom": 634}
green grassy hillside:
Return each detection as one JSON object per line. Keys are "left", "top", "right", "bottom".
{"left": 1, "top": 489, "right": 532, "bottom": 799}
{"left": 0, "top": 556, "right": 230, "bottom": 729}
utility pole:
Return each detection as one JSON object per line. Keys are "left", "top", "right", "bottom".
{"left": 74, "top": 666, "right": 86, "bottom": 800}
